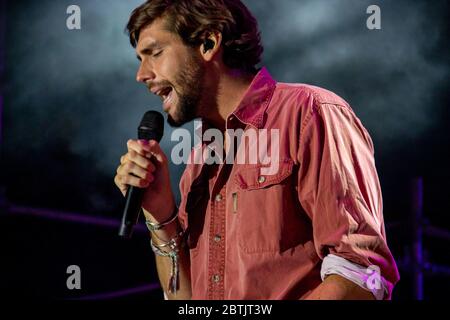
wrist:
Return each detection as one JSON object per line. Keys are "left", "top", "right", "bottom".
{"left": 146, "top": 206, "right": 178, "bottom": 231}
{"left": 150, "top": 221, "right": 181, "bottom": 246}
{"left": 145, "top": 206, "right": 181, "bottom": 245}
{"left": 143, "top": 201, "right": 176, "bottom": 224}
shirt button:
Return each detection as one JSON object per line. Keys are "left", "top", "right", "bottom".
{"left": 258, "top": 176, "right": 266, "bottom": 183}
{"left": 215, "top": 194, "right": 223, "bottom": 202}
{"left": 212, "top": 274, "right": 220, "bottom": 283}
{"left": 214, "top": 235, "right": 222, "bottom": 243}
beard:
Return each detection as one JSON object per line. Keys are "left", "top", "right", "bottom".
{"left": 166, "top": 53, "right": 205, "bottom": 128}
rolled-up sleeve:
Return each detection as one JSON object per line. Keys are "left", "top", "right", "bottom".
{"left": 297, "top": 102, "right": 400, "bottom": 299}
{"left": 321, "top": 254, "right": 388, "bottom": 300}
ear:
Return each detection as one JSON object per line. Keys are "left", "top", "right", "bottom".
{"left": 199, "top": 31, "right": 222, "bottom": 62}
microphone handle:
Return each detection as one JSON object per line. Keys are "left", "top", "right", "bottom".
{"left": 118, "top": 185, "right": 145, "bottom": 238}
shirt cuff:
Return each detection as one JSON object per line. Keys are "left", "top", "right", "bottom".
{"left": 320, "top": 254, "right": 388, "bottom": 300}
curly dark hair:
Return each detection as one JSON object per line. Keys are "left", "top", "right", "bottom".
{"left": 126, "top": 0, "right": 263, "bottom": 74}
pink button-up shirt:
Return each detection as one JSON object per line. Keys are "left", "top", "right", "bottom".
{"left": 177, "top": 68, "right": 400, "bottom": 300}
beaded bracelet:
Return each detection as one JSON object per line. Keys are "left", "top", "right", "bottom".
{"left": 151, "top": 236, "right": 182, "bottom": 295}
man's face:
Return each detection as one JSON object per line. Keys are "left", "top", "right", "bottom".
{"left": 135, "top": 18, "right": 205, "bottom": 127}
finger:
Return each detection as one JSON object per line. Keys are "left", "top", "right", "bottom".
{"left": 114, "top": 175, "right": 129, "bottom": 194}
{"left": 121, "top": 162, "right": 153, "bottom": 180}
{"left": 148, "top": 140, "right": 167, "bottom": 164}
{"left": 121, "top": 172, "right": 154, "bottom": 188}
{"left": 127, "top": 139, "right": 150, "bottom": 156}
{"left": 126, "top": 150, "right": 156, "bottom": 172}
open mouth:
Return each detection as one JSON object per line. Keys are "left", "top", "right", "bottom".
{"left": 157, "top": 86, "right": 175, "bottom": 112}
{"left": 159, "top": 87, "right": 173, "bottom": 103}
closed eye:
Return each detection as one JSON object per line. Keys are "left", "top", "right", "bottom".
{"left": 153, "top": 50, "right": 163, "bottom": 58}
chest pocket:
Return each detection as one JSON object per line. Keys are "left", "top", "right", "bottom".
{"left": 232, "top": 159, "right": 308, "bottom": 254}
{"left": 234, "top": 159, "right": 294, "bottom": 190}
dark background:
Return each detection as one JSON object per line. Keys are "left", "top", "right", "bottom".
{"left": 1, "top": 0, "right": 449, "bottom": 300}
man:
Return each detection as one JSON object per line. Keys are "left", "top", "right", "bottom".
{"left": 114, "top": 0, "right": 400, "bottom": 300}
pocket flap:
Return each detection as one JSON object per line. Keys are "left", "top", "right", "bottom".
{"left": 234, "top": 159, "right": 294, "bottom": 190}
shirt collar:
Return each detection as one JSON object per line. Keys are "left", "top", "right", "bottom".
{"left": 231, "top": 67, "right": 276, "bottom": 129}
{"left": 192, "top": 68, "right": 276, "bottom": 166}
{"left": 198, "top": 67, "right": 276, "bottom": 135}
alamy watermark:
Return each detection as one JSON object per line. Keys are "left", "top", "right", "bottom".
{"left": 170, "top": 121, "right": 280, "bottom": 175}
{"left": 365, "top": 265, "right": 382, "bottom": 290}
{"left": 66, "top": 265, "right": 81, "bottom": 290}
{"left": 65, "top": 5, "right": 381, "bottom": 32}
{"left": 66, "top": 5, "right": 81, "bottom": 30}
{"left": 366, "top": 5, "right": 381, "bottom": 30}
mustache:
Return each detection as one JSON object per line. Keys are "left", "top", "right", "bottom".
{"left": 147, "top": 80, "right": 173, "bottom": 91}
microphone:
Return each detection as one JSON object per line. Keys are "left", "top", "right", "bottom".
{"left": 119, "top": 110, "right": 164, "bottom": 239}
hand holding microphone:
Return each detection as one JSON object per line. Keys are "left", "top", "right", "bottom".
{"left": 114, "top": 111, "right": 176, "bottom": 238}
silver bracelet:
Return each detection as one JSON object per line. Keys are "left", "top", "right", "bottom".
{"left": 145, "top": 207, "right": 179, "bottom": 231}
{"left": 152, "top": 230, "right": 184, "bottom": 251}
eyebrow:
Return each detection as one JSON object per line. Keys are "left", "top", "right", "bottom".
{"left": 136, "top": 42, "right": 161, "bottom": 61}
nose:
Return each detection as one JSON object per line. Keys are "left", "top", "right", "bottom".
{"left": 136, "top": 60, "right": 156, "bottom": 83}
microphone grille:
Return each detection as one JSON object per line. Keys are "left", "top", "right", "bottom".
{"left": 138, "top": 110, "right": 164, "bottom": 142}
